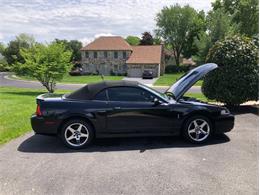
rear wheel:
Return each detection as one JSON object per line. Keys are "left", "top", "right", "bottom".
{"left": 183, "top": 115, "right": 212, "bottom": 144}
{"left": 60, "top": 119, "right": 94, "bottom": 149}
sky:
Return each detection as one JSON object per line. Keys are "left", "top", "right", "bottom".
{"left": 0, "top": 0, "right": 213, "bottom": 46}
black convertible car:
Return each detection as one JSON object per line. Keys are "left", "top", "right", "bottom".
{"left": 31, "top": 63, "right": 234, "bottom": 149}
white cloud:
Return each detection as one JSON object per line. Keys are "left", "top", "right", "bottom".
{"left": 0, "top": 33, "right": 4, "bottom": 40}
{"left": 94, "top": 33, "right": 115, "bottom": 38}
{"left": 0, "top": 0, "right": 212, "bottom": 43}
{"left": 80, "top": 33, "right": 116, "bottom": 46}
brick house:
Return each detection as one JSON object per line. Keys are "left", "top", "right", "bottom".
{"left": 80, "top": 36, "right": 164, "bottom": 77}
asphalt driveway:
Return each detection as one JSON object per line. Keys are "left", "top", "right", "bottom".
{"left": 0, "top": 109, "right": 258, "bottom": 195}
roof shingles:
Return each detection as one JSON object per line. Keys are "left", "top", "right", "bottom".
{"left": 80, "top": 36, "right": 162, "bottom": 64}
{"left": 81, "top": 36, "right": 132, "bottom": 51}
{"left": 126, "top": 45, "right": 162, "bottom": 64}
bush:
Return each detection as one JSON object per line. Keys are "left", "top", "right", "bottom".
{"left": 0, "top": 59, "right": 10, "bottom": 72}
{"left": 202, "top": 36, "right": 259, "bottom": 106}
{"left": 165, "top": 65, "right": 193, "bottom": 73}
{"left": 110, "top": 70, "right": 116, "bottom": 76}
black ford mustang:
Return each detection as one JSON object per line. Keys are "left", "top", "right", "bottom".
{"left": 31, "top": 63, "right": 234, "bottom": 149}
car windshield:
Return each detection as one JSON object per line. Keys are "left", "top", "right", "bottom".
{"left": 139, "top": 84, "right": 171, "bottom": 102}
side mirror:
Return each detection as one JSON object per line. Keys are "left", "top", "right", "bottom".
{"left": 153, "top": 98, "right": 161, "bottom": 106}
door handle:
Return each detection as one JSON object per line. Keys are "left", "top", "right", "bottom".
{"left": 114, "top": 107, "right": 121, "bottom": 110}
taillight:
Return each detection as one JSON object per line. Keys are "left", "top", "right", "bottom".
{"left": 36, "top": 104, "right": 42, "bottom": 116}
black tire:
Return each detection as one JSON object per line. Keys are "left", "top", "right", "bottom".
{"left": 60, "top": 119, "right": 94, "bottom": 149}
{"left": 182, "top": 115, "right": 213, "bottom": 144}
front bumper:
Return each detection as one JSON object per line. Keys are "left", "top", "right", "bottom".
{"left": 214, "top": 114, "right": 235, "bottom": 134}
{"left": 31, "top": 114, "right": 60, "bottom": 135}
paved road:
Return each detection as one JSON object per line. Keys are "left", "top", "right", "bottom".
{"left": 0, "top": 112, "right": 258, "bottom": 195}
{"left": 0, "top": 72, "right": 202, "bottom": 93}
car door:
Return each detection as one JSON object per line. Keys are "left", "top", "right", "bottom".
{"left": 105, "top": 86, "right": 177, "bottom": 134}
{"left": 90, "top": 89, "right": 111, "bottom": 134}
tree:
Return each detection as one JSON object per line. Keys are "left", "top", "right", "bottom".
{"left": 212, "top": 0, "right": 259, "bottom": 36}
{"left": 125, "top": 36, "right": 140, "bottom": 45}
{"left": 0, "top": 43, "right": 9, "bottom": 71}
{"left": 182, "top": 10, "right": 206, "bottom": 58}
{"left": 206, "top": 8, "right": 233, "bottom": 43}
{"left": 70, "top": 40, "right": 82, "bottom": 61}
{"left": 202, "top": 36, "right": 258, "bottom": 106}
{"left": 15, "top": 42, "right": 72, "bottom": 93}
{"left": 0, "top": 42, "right": 5, "bottom": 55}
{"left": 153, "top": 37, "right": 163, "bottom": 45}
{"left": 3, "top": 33, "right": 35, "bottom": 65}
{"left": 0, "top": 57, "right": 8, "bottom": 71}
{"left": 195, "top": 8, "right": 234, "bottom": 63}
{"left": 16, "top": 33, "right": 35, "bottom": 47}
{"left": 139, "top": 32, "right": 154, "bottom": 45}
{"left": 53, "top": 39, "right": 82, "bottom": 62}
{"left": 156, "top": 5, "right": 205, "bottom": 65}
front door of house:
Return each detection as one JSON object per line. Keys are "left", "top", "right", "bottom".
{"left": 100, "top": 63, "right": 110, "bottom": 75}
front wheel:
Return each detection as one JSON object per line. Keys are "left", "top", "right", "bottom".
{"left": 183, "top": 115, "right": 212, "bottom": 144}
{"left": 60, "top": 119, "right": 94, "bottom": 149}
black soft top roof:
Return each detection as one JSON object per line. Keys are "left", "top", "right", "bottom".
{"left": 65, "top": 80, "right": 139, "bottom": 100}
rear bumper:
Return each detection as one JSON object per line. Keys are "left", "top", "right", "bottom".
{"left": 31, "top": 115, "right": 60, "bottom": 135}
{"left": 214, "top": 114, "right": 235, "bottom": 134}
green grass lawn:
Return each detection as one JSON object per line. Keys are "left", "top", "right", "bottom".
{"left": 0, "top": 87, "right": 70, "bottom": 145}
{"left": 155, "top": 73, "right": 203, "bottom": 86}
{"left": 16, "top": 74, "right": 123, "bottom": 84}
{"left": 0, "top": 86, "right": 207, "bottom": 145}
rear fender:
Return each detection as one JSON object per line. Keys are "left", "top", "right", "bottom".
{"left": 57, "top": 115, "right": 96, "bottom": 136}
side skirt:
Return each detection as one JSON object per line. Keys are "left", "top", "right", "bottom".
{"left": 96, "top": 132, "right": 179, "bottom": 138}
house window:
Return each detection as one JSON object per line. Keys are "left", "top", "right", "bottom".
{"left": 104, "top": 51, "right": 108, "bottom": 58}
{"left": 114, "top": 51, "right": 118, "bottom": 59}
{"left": 114, "top": 65, "right": 118, "bottom": 71}
{"left": 123, "top": 51, "right": 126, "bottom": 59}
{"left": 94, "top": 52, "right": 97, "bottom": 58}
{"left": 85, "top": 51, "right": 89, "bottom": 58}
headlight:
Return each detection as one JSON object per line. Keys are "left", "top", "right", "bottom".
{"left": 220, "top": 109, "right": 230, "bottom": 115}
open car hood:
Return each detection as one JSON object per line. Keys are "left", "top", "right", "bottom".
{"left": 166, "top": 63, "right": 218, "bottom": 101}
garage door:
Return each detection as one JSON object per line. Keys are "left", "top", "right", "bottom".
{"left": 127, "top": 65, "right": 142, "bottom": 77}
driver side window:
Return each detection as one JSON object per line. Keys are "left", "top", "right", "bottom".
{"left": 95, "top": 89, "right": 108, "bottom": 101}
{"left": 107, "top": 87, "right": 155, "bottom": 102}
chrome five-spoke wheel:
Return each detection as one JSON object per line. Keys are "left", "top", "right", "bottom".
{"left": 188, "top": 119, "right": 210, "bottom": 142}
{"left": 183, "top": 116, "right": 212, "bottom": 143}
{"left": 61, "top": 119, "right": 94, "bottom": 149}
{"left": 65, "top": 123, "right": 89, "bottom": 147}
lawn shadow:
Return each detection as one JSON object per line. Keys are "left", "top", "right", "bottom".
{"left": 1, "top": 91, "right": 45, "bottom": 96}
{"left": 1, "top": 91, "right": 66, "bottom": 97}
{"left": 18, "top": 134, "right": 230, "bottom": 154}
{"left": 230, "top": 105, "right": 259, "bottom": 116}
